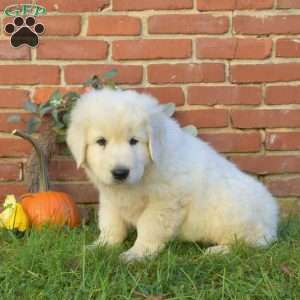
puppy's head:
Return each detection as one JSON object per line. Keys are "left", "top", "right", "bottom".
{"left": 66, "top": 88, "right": 164, "bottom": 186}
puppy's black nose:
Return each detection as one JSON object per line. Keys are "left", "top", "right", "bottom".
{"left": 111, "top": 168, "right": 130, "bottom": 181}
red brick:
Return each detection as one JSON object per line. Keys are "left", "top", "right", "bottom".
{"left": 0, "top": 89, "right": 29, "bottom": 108}
{"left": 234, "top": 15, "right": 300, "bottom": 35}
{"left": 34, "top": 87, "right": 85, "bottom": 104}
{"left": 200, "top": 132, "right": 261, "bottom": 153}
{"left": 148, "top": 64, "right": 225, "bottom": 84}
{"left": 113, "top": 0, "right": 193, "bottom": 10}
{"left": 36, "top": 16, "right": 81, "bottom": 36}
{"left": 113, "top": 39, "right": 192, "bottom": 60}
{"left": 0, "top": 112, "right": 33, "bottom": 132}
{"left": 0, "top": 65, "right": 60, "bottom": 85}
{"left": 196, "top": 38, "right": 272, "bottom": 59}
{"left": 132, "top": 87, "right": 185, "bottom": 105}
{"left": 266, "top": 132, "right": 300, "bottom": 150}
{"left": 0, "top": 40, "right": 30, "bottom": 59}
{"left": 52, "top": 183, "right": 98, "bottom": 204}
{"left": 0, "top": 183, "right": 27, "bottom": 201}
{"left": 0, "top": 1, "right": 14, "bottom": 11}
{"left": 148, "top": 14, "right": 229, "bottom": 34}
{"left": 266, "top": 86, "right": 300, "bottom": 105}
{"left": 277, "top": 0, "right": 300, "bottom": 8}
{"left": 65, "top": 65, "right": 143, "bottom": 85}
{"left": 37, "top": 40, "right": 108, "bottom": 60}
{"left": 42, "top": 0, "right": 109, "bottom": 12}
{"left": 276, "top": 38, "right": 300, "bottom": 58}
{"left": 230, "top": 64, "right": 300, "bottom": 83}
{"left": 49, "top": 160, "right": 87, "bottom": 181}
{"left": 0, "top": 138, "right": 31, "bottom": 157}
{"left": 88, "top": 16, "right": 141, "bottom": 36}
{"left": 266, "top": 177, "right": 300, "bottom": 197}
{"left": 0, "top": 162, "right": 22, "bottom": 181}
{"left": 197, "top": 0, "right": 273, "bottom": 10}
{"left": 175, "top": 109, "right": 228, "bottom": 128}
{"left": 231, "top": 155, "right": 300, "bottom": 174}
{"left": 188, "top": 86, "right": 262, "bottom": 105}
{"left": 231, "top": 109, "right": 300, "bottom": 128}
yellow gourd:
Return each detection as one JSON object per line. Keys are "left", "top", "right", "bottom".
{"left": 0, "top": 194, "right": 29, "bottom": 232}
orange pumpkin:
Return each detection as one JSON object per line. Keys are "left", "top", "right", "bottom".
{"left": 20, "top": 192, "right": 80, "bottom": 228}
{"left": 12, "top": 130, "right": 81, "bottom": 228}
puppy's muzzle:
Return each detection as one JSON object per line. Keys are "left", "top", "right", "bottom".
{"left": 111, "top": 167, "right": 130, "bottom": 181}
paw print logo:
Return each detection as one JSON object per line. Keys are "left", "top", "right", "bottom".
{"left": 4, "top": 16, "right": 45, "bottom": 48}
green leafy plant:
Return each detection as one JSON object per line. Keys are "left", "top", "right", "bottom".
{"left": 20, "top": 69, "right": 119, "bottom": 142}
{"left": 23, "top": 90, "right": 79, "bottom": 142}
{"left": 7, "top": 69, "right": 118, "bottom": 192}
{"left": 84, "top": 68, "right": 118, "bottom": 90}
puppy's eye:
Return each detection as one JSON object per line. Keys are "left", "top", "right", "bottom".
{"left": 129, "top": 138, "right": 138, "bottom": 146}
{"left": 97, "top": 137, "right": 107, "bottom": 147}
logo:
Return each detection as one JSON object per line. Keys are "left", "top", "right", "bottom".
{"left": 4, "top": 4, "right": 46, "bottom": 17}
{"left": 3, "top": 3, "right": 46, "bottom": 48}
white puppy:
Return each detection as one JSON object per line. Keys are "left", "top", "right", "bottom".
{"left": 67, "top": 88, "right": 278, "bottom": 261}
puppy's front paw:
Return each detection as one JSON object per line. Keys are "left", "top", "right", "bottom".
{"left": 85, "top": 238, "right": 105, "bottom": 251}
{"left": 86, "top": 234, "right": 125, "bottom": 250}
{"left": 205, "top": 245, "right": 229, "bottom": 255}
{"left": 120, "top": 249, "right": 145, "bottom": 263}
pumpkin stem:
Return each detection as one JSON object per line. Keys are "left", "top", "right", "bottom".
{"left": 12, "top": 130, "right": 49, "bottom": 192}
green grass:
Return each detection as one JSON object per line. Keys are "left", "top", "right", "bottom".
{"left": 0, "top": 217, "right": 300, "bottom": 300}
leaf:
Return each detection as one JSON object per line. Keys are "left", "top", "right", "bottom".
{"left": 104, "top": 79, "right": 117, "bottom": 90}
{"left": 24, "top": 100, "right": 38, "bottom": 113}
{"left": 62, "top": 112, "right": 71, "bottom": 126}
{"left": 48, "top": 90, "right": 62, "bottom": 107}
{"left": 39, "top": 106, "right": 53, "bottom": 117}
{"left": 55, "top": 133, "right": 67, "bottom": 144}
{"left": 39, "top": 102, "right": 49, "bottom": 110}
{"left": 63, "top": 92, "right": 80, "bottom": 102}
{"left": 61, "top": 146, "right": 72, "bottom": 155}
{"left": 51, "top": 110, "right": 64, "bottom": 129}
{"left": 54, "top": 122, "right": 65, "bottom": 130}
{"left": 49, "top": 89, "right": 62, "bottom": 101}
{"left": 83, "top": 78, "right": 94, "bottom": 86}
{"left": 91, "top": 77, "right": 102, "bottom": 89}
{"left": 51, "top": 109, "right": 59, "bottom": 122}
{"left": 66, "top": 101, "right": 77, "bottom": 113}
{"left": 102, "top": 68, "right": 118, "bottom": 79}
{"left": 53, "top": 127, "right": 66, "bottom": 136}
{"left": 182, "top": 125, "right": 198, "bottom": 137}
{"left": 7, "top": 114, "right": 21, "bottom": 123}
{"left": 161, "top": 103, "right": 176, "bottom": 117}
{"left": 84, "top": 75, "right": 102, "bottom": 90}
{"left": 26, "top": 117, "right": 41, "bottom": 135}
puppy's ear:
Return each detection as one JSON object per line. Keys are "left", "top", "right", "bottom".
{"left": 147, "top": 113, "right": 164, "bottom": 163}
{"left": 66, "top": 121, "right": 86, "bottom": 168}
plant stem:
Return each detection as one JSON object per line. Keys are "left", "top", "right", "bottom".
{"left": 12, "top": 130, "right": 49, "bottom": 192}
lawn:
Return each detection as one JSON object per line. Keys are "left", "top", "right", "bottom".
{"left": 0, "top": 217, "right": 299, "bottom": 300}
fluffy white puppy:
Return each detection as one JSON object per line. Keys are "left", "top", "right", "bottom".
{"left": 67, "top": 88, "right": 278, "bottom": 261}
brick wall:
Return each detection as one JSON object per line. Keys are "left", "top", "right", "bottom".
{"left": 0, "top": 0, "right": 300, "bottom": 213}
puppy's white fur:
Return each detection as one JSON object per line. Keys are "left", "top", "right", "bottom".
{"left": 67, "top": 88, "right": 278, "bottom": 261}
